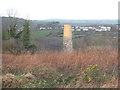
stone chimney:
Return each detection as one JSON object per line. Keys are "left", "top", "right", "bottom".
{"left": 63, "top": 24, "right": 73, "bottom": 51}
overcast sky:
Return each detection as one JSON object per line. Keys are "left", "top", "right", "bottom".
{"left": 0, "top": 0, "right": 119, "bottom": 20}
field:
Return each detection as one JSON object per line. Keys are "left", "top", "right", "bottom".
{"left": 30, "top": 30, "right": 60, "bottom": 38}
{"left": 2, "top": 48, "right": 118, "bottom": 88}
{"left": 2, "top": 30, "right": 118, "bottom": 88}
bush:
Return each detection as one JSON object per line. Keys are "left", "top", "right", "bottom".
{"left": 28, "top": 44, "right": 37, "bottom": 54}
{"left": 82, "top": 64, "right": 101, "bottom": 83}
{"left": 3, "top": 65, "right": 24, "bottom": 75}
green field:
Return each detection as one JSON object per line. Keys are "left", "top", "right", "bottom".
{"left": 30, "top": 30, "right": 60, "bottom": 38}
{"left": 3, "top": 30, "right": 83, "bottom": 40}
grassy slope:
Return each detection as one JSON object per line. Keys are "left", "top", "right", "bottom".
{"left": 2, "top": 49, "right": 118, "bottom": 88}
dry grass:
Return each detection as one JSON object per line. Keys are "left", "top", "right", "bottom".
{"left": 2, "top": 48, "right": 118, "bottom": 74}
{"left": 2, "top": 48, "right": 118, "bottom": 88}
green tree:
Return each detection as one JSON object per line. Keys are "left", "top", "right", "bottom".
{"left": 6, "top": 10, "right": 36, "bottom": 54}
{"left": 8, "top": 23, "right": 17, "bottom": 38}
{"left": 22, "top": 20, "right": 30, "bottom": 49}
{"left": 7, "top": 12, "right": 23, "bottom": 54}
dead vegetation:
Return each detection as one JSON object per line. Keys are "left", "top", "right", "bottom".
{"left": 2, "top": 48, "right": 118, "bottom": 88}
{"left": 3, "top": 48, "right": 117, "bottom": 73}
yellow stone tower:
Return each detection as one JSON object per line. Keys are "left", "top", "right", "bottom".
{"left": 63, "top": 24, "right": 73, "bottom": 51}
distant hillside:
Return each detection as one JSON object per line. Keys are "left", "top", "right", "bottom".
{"left": 2, "top": 16, "right": 117, "bottom": 31}
{"left": 34, "top": 19, "right": 117, "bottom": 27}
{"left": 44, "top": 19, "right": 117, "bottom": 25}
{"left": 2, "top": 17, "right": 40, "bottom": 31}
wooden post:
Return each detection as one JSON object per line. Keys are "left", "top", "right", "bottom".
{"left": 63, "top": 24, "right": 73, "bottom": 51}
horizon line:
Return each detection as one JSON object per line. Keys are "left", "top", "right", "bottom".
{"left": 1, "top": 16, "right": 118, "bottom": 21}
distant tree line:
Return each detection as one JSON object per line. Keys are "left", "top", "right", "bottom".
{"left": 36, "top": 21, "right": 62, "bottom": 30}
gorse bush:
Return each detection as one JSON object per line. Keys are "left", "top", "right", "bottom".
{"left": 82, "top": 64, "right": 101, "bottom": 83}
{"left": 81, "top": 64, "right": 112, "bottom": 87}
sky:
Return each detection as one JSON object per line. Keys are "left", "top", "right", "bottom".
{"left": 0, "top": 0, "right": 119, "bottom": 20}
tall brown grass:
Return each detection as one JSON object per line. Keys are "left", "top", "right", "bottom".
{"left": 2, "top": 47, "right": 118, "bottom": 74}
